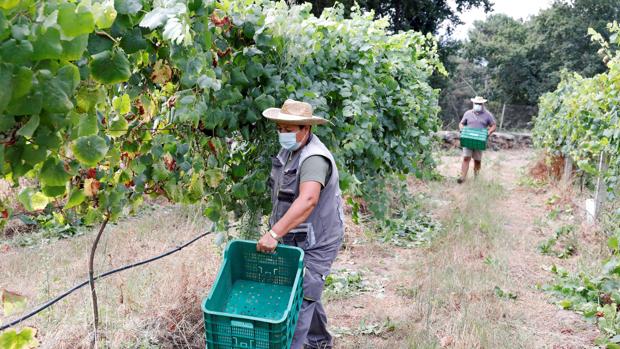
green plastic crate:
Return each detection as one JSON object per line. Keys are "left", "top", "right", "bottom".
{"left": 460, "top": 126, "right": 488, "bottom": 151}
{"left": 202, "top": 240, "right": 304, "bottom": 349}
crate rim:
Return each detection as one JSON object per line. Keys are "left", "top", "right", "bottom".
{"left": 201, "top": 239, "right": 305, "bottom": 324}
{"left": 461, "top": 126, "right": 488, "bottom": 133}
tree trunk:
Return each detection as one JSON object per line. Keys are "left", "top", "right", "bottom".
{"left": 89, "top": 212, "right": 111, "bottom": 349}
{"left": 394, "top": 0, "right": 402, "bottom": 29}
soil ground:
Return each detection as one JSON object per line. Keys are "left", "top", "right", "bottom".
{"left": 328, "top": 149, "right": 601, "bottom": 349}
{"left": 0, "top": 149, "right": 604, "bottom": 348}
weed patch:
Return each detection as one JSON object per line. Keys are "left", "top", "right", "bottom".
{"left": 362, "top": 175, "right": 442, "bottom": 248}
{"left": 332, "top": 318, "right": 396, "bottom": 338}
{"left": 493, "top": 286, "right": 518, "bottom": 300}
{"left": 379, "top": 209, "right": 440, "bottom": 248}
{"left": 324, "top": 269, "right": 382, "bottom": 301}
{"left": 544, "top": 262, "right": 620, "bottom": 346}
{"left": 537, "top": 224, "right": 578, "bottom": 259}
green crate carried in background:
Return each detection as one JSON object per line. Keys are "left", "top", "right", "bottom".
{"left": 460, "top": 127, "right": 488, "bottom": 151}
{"left": 202, "top": 240, "right": 304, "bottom": 349}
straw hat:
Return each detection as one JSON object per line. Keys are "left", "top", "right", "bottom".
{"left": 262, "top": 99, "right": 328, "bottom": 125}
{"left": 470, "top": 96, "right": 488, "bottom": 104}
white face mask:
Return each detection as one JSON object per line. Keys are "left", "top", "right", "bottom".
{"left": 278, "top": 128, "right": 307, "bottom": 151}
{"left": 473, "top": 104, "right": 483, "bottom": 112}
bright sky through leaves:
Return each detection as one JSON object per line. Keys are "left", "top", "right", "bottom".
{"left": 445, "top": 0, "right": 555, "bottom": 39}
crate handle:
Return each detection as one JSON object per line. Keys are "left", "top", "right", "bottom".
{"left": 231, "top": 320, "right": 255, "bottom": 348}
{"left": 232, "top": 338, "right": 255, "bottom": 348}
{"left": 231, "top": 320, "right": 254, "bottom": 330}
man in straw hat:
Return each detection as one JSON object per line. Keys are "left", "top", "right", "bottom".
{"left": 457, "top": 96, "right": 497, "bottom": 183}
{"left": 258, "top": 99, "right": 344, "bottom": 349}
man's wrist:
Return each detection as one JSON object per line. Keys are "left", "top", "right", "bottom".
{"left": 268, "top": 229, "right": 279, "bottom": 240}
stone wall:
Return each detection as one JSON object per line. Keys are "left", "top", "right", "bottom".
{"left": 437, "top": 131, "right": 533, "bottom": 150}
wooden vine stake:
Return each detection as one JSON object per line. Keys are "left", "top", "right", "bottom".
{"left": 499, "top": 102, "right": 507, "bottom": 130}
{"left": 594, "top": 151, "right": 609, "bottom": 220}
{"left": 563, "top": 154, "right": 573, "bottom": 185}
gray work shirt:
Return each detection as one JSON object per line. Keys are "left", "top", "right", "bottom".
{"left": 460, "top": 109, "right": 496, "bottom": 129}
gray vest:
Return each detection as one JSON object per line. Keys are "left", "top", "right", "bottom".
{"left": 268, "top": 134, "right": 345, "bottom": 252}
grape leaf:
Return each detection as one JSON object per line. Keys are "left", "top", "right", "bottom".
{"left": 0, "top": 12, "right": 9, "bottom": 41}
{"left": 87, "top": 32, "right": 113, "bottom": 55}
{"left": 76, "top": 86, "right": 106, "bottom": 112}
{"left": 203, "top": 201, "right": 221, "bottom": 222}
{"left": 205, "top": 168, "right": 224, "bottom": 188}
{"left": 231, "top": 68, "right": 249, "bottom": 87}
{"left": 0, "top": 115, "right": 15, "bottom": 133}
{"left": 65, "top": 188, "right": 86, "bottom": 209}
{"left": 32, "top": 26, "right": 63, "bottom": 60}
{"left": 22, "top": 143, "right": 46, "bottom": 166}
{"left": 197, "top": 74, "right": 221, "bottom": 91}
{"left": 61, "top": 34, "right": 89, "bottom": 60}
{"left": 72, "top": 135, "right": 109, "bottom": 166}
{"left": 11, "top": 66, "right": 33, "bottom": 100}
{"left": 231, "top": 183, "right": 248, "bottom": 199}
{"left": 16, "top": 115, "right": 39, "bottom": 138}
{"left": 254, "top": 94, "right": 275, "bottom": 110}
{"left": 0, "top": 63, "right": 12, "bottom": 112}
{"left": 42, "top": 185, "right": 67, "bottom": 197}
{"left": 10, "top": 24, "right": 29, "bottom": 40}
{"left": 57, "top": 3, "right": 96, "bottom": 38}
{"left": 34, "top": 126, "right": 62, "bottom": 150}
{"left": 109, "top": 116, "right": 128, "bottom": 137}
{"left": 84, "top": 178, "right": 100, "bottom": 197}
{"left": 7, "top": 90, "right": 42, "bottom": 116}
{"left": 0, "top": 327, "right": 39, "bottom": 349}
{"left": 114, "top": 0, "right": 142, "bottom": 15}
{"left": 18, "top": 188, "right": 49, "bottom": 211}
{"left": 139, "top": 7, "right": 171, "bottom": 30}
{"left": 40, "top": 158, "right": 70, "bottom": 187}
{"left": 89, "top": 49, "right": 131, "bottom": 84}
{"left": 0, "top": 0, "right": 20, "bottom": 10}
{"left": 245, "top": 109, "right": 258, "bottom": 123}
{"left": 78, "top": 114, "right": 99, "bottom": 137}
{"left": 1, "top": 289, "right": 26, "bottom": 316}
{"left": 119, "top": 27, "right": 147, "bottom": 54}
{"left": 38, "top": 71, "right": 73, "bottom": 113}
{"left": 112, "top": 94, "right": 131, "bottom": 114}
{"left": 163, "top": 16, "right": 189, "bottom": 45}
{"left": 56, "top": 64, "right": 81, "bottom": 95}
{"left": 93, "top": 1, "right": 117, "bottom": 29}
{"left": 0, "top": 39, "right": 33, "bottom": 64}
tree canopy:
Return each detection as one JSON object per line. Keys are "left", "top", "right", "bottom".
{"left": 438, "top": 0, "right": 620, "bottom": 128}
{"left": 464, "top": 0, "right": 620, "bottom": 105}
{"left": 284, "top": 0, "right": 493, "bottom": 33}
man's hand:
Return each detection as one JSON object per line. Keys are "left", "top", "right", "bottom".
{"left": 488, "top": 123, "right": 497, "bottom": 136}
{"left": 257, "top": 232, "right": 278, "bottom": 253}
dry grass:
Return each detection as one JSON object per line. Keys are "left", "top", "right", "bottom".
{"left": 325, "top": 150, "right": 599, "bottom": 349}
{"left": 0, "top": 204, "right": 218, "bottom": 349}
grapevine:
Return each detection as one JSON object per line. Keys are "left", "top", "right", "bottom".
{"left": 533, "top": 23, "right": 620, "bottom": 193}
{"left": 0, "top": 0, "right": 443, "bottom": 345}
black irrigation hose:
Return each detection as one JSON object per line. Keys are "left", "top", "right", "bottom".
{"left": 0, "top": 230, "right": 213, "bottom": 331}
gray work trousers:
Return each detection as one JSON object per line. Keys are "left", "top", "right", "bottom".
{"left": 290, "top": 297, "right": 332, "bottom": 349}
{"left": 285, "top": 240, "right": 341, "bottom": 349}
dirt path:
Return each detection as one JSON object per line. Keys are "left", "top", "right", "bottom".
{"left": 329, "top": 149, "right": 599, "bottom": 348}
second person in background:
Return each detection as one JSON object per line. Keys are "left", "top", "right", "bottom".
{"left": 458, "top": 96, "right": 497, "bottom": 183}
